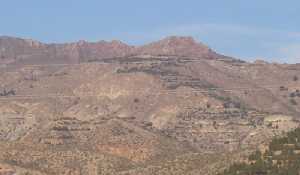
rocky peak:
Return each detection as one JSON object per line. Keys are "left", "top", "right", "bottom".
{"left": 254, "top": 59, "right": 269, "bottom": 65}
{"left": 157, "top": 36, "right": 200, "bottom": 46}
{"left": 135, "top": 36, "right": 215, "bottom": 58}
{"left": 0, "top": 36, "right": 43, "bottom": 47}
{"left": 76, "top": 40, "right": 88, "bottom": 46}
{"left": 0, "top": 36, "right": 222, "bottom": 65}
{"left": 24, "top": 39, "right": 44, "bottom": 48}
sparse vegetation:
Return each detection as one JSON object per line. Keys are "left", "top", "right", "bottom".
{"left": 221, "top": 127, "right": 300, "bottom": 175}
{"left": 290, "top": 92, "right": 296, "bottom": 98}
{"left": 206, "top": 103, "right": 211, "bottom": 109}
{"left": 290, "top": 99, "right": 298, "bottom": 105}
{"left": 293, "top": 76, "right": 299, "bottom": 81}
{"left": 289, "top": 90, "right": 300, "bottom": 99}
{"left": 279, "top": 86, "right": 288, "bottom": 91}
{"left": 0, "top": 89, "right": 16, "bottom": 96}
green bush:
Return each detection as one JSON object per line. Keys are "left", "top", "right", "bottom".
{"left": 220, "top": 127, "right": 300, "bottom": 175}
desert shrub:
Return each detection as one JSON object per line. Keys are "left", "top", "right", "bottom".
{"left": 290, "top": 99, "right": 298, "bottom": 105}
{"left": 249, "top": 150, "right": 262, "bottom": 161}
{"left": 280, "top": 86, "right": 288, "bottom": 91}
{"left": 296, "top": 90, "right": 300, "bottom": 97}
{"left": 293, "top": 76, "right": 299, "bottom": 81}
{"left": 0, "top": 89, "right": 16, "bottom": 96}
{"left": 290, "top": 93, "right": 296, "bottom": 98}
{"left": 206, "top": 103, "right": 211, "bottom": 109}
{"left": 234, "top": 102, "right": 241, "bottom": 109}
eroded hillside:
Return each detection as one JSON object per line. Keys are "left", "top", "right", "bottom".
{"left": 0, "top": 36, "right": 299, "bottom": 175}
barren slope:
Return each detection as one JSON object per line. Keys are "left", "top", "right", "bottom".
{"left": 0, "top": 36, "right": 299, "bottom": 175}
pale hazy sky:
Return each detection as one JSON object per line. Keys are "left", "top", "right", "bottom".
{"left": 1, "top": 0, "right": 300, "bottom": 63}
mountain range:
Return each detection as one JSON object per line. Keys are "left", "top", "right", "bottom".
{"left": 0, "top": 36, "right": 299, "bottom": 175}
